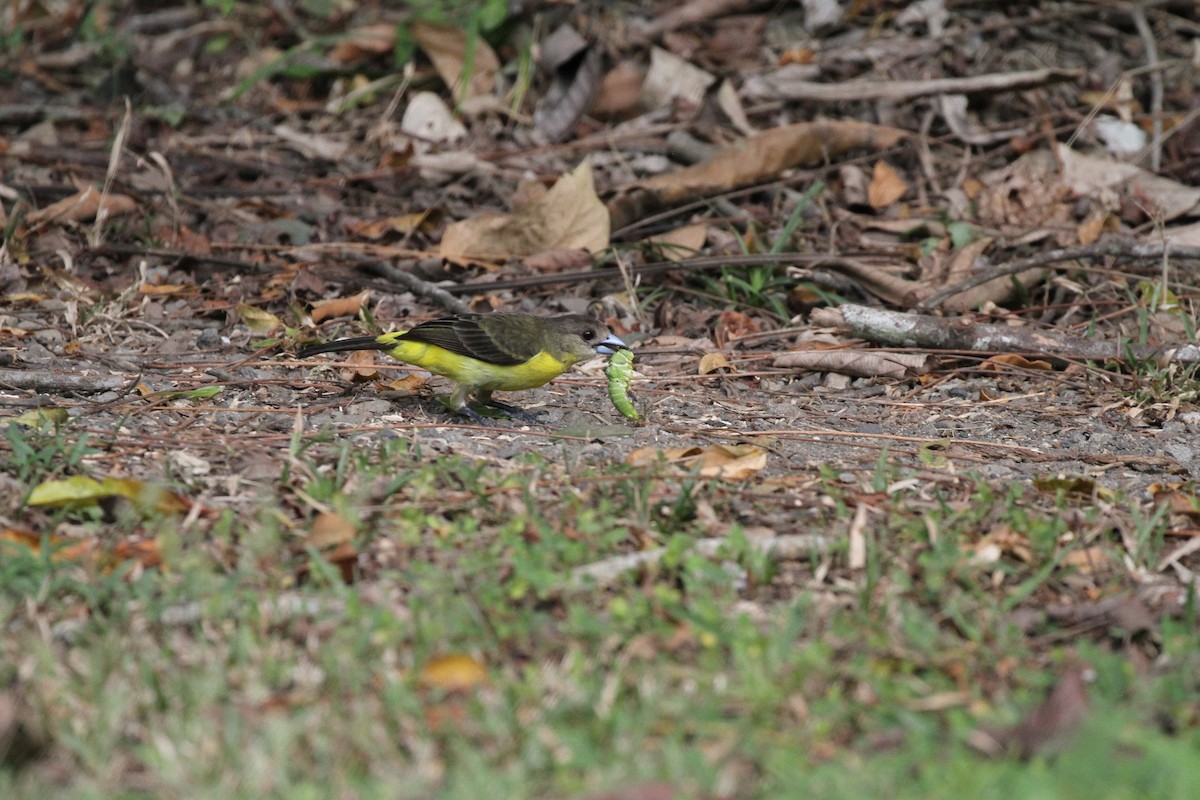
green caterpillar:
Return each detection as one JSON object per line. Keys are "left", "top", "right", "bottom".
{"left": 605, "top": 348, "right": 640, "bottom": 420}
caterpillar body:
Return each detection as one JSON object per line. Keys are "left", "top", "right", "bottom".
{"left": 605, "top": 348, "right": 640, "bottom": 420}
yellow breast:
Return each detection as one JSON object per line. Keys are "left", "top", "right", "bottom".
{"left": 384, "top": 341, "right": 568, "bottom": 391}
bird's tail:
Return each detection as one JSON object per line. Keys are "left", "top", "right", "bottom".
{"left": 297, "top": 336, "right": 389, "bottom": 358}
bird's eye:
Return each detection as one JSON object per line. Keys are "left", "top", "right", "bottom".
{"left": 582, "top": 329, "right": 596, "bottom": 341}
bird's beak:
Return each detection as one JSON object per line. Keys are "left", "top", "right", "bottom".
{"left": 595, "top": 333, "right": 628, "bottom": 355}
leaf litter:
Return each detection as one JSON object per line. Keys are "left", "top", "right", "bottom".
{"left": 2, "top": 0, "right": 1200, "bottom": 795}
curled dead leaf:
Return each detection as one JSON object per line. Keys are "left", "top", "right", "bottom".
{"left": 26, "top": 185, "right": 136, "bottom": 225}
{"left": 698, "top": 352, "right": 732, "bottom": 375}
{"left": 328, "top": 22, "right": 396, "bottom": 65}
{"left": 311, "top": 291, "right": 370, "bottom": 324}
{"left": 982, "top": 353, "right": 1054, "bottom": 372}
{"left": 868, "top": 160, "right": 908, "bottom": 208}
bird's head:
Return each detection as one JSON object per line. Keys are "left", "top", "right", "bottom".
{"left": 546, "top": 314, "right": 628, "bottom": 365}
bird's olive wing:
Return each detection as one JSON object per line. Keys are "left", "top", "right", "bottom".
{"left": 397, "top": 315, "right": 530, "bottom": 366}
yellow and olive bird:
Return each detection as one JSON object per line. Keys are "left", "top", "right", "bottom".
{"left": 298, "top": 312, "right": 627, "bottom": 423}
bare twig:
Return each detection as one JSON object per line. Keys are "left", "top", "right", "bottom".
{"left": 359, "top": 261, "right": 473, "bottom": 315}
{"left": 915, "top": 241, "right": 1200, "bottom": 312}
{"left": 0, "top": 369, "right": 132, "bottom": 395}
{"left": 1130, "top": 6, "right": 1163, "bottom": 172}
{"left": 92, "top": 98, "right": 132, "bottom": 248}
{"left": 566, "top": 533, "right": 832, "bottom": 593}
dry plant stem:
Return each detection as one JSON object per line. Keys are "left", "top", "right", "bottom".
{"left": 1130, "top": 6, "right": 1163, "bottom": 172}
{"left": 757, "top": 68, "right": 1082, "bottom": 103}
{"left": 821, "top": 304, "right": 1200, "bottom": 365}
{"left": 565, "top": 533, "right": 832, "bottom": 593}
{"left": 92, "top": 98, "right": 132, "bottom": 248}
{"left": 915, "top": 242, "right": 1200, "bottom": 311}
{"left": 442, "top": 253, "right": 882, "bottom": 295}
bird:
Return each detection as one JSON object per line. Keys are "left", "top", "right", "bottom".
{"left": 297, "top": 312, "right": 627, "bottom": 423}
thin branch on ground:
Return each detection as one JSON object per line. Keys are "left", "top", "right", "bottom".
{"left": 915, "top": 241, "right": 1200, "bottom": 311}
{"left": 565, "top": 533, "right": 833, "bottom": 593}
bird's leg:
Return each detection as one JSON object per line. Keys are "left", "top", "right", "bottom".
{"left": 474, "top": 390, "right": 547, "bottom": 423}
{"left": 445, "top": 385, "right": 495, "bottom": 424}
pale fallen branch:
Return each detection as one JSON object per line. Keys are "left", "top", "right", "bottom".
{"left": 566, "top": 533, "right": 833, "bottom": 592}
{"left": 629, "top": 0, "right": 761, "bottom": 44}
{"left": 0, "top": 369, "right": 132, "bottom": 395}
{"left": 813, "top": 304, "right": 1200, "bottom": 365}
{"left": 749, "top": 67, "right": 1082, "bottom": 103}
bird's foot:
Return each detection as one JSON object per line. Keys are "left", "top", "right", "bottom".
{"left": 482, "top": 399, "right": 547, "bottom": 423}
{"left": 457, "top": 405, "right": 494, "bottom": 425}
{"left": 449, "top": 401, "right": 545, "bottom": 425}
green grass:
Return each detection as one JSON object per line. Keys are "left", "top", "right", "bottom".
{"left": 1, "top": 430, "right": 1198, "bottom": 798}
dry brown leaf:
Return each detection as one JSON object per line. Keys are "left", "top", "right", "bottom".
{"left": 1075, "top": 207, "right": 1110, "bottom": 245}
{"left": 626, "top": 444, "right": 767, "bottom": 481}
{"left": 419, "top": 654, "right": 488, "bottom": 692}
{"left": 1059, "top": 144, "right": 1200, "bottom": 222}
{"left": 343, "top": 349, "right": 380, "bottom": 382}
{"left": 590, "top": 59, "right": 646, "bottom": 119}
{"left": 982, "top": 353, "right": 1054, "bottom": 371}
{"left": 645, "top": 222, "right": 707, "bottom": 262}
{"left": 1149, "top": 484, "right": 1200, "bottom": 518}
{"left": 138, "top": 283, "right": 194, "bottom": 296}
{"left": 868, "top": 160, "right": 908, "bottom": 208}
{"left": 930, "top": 236, "right": 1047, "bottom": 313}
{"left": 346, "top": 209, "right": 444, "bottom": 240}
{"left": 26, "top": 185, "right": 136, "bottom": 224}
{"left": 698, "top": 352, "right": 732, "bottom": 375}
{"left": 523, "top": 248, "right": 595, "bottom": 274}
{"left": 1061, "top": 546, "right": 1113, "bottom": 575}
{"left": 641, "top": 46, "right": 715, "bottom": 109}
{"left": 382, "top": 374, "right": 428, "bottom": 395}
{"left": 1008, "top": 665, "right": 1092, "bottom": 758}
{"left": 440, "top": 160, "right": 609, "bottom": 261}
{"left": 970, "top": 525, "right": 1034, "bottom": 564}
{"left": 311, "top": 291, "right": 370, "bottom": 323}
{"left": 304, "top": 510, "right": 358, "bottom": 582}
{"left": 307, "top": 511, "right": 356, "bottom": 550}
{"left": 273, "top": 125, "right": 349, "bottom": 162}
{"left": 609, "top": 120, "right": 908, "bottom": 230}
{"left": 410, "top": 21, "right": 499, "bottom": 100}
{"left": 2, "top": 527, "right": 163, "bottom": 570}
{"left": 714, "top": 309, "right": 759, "bottom": 347}
{"left": 976, "top": 150, "right": 1073, "bottom": 244}
{"left": 773, "top": 350, "right": 930, "bottom": 378}
{"left": 328, "top": 22, "right": 395, "bottom": 65}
